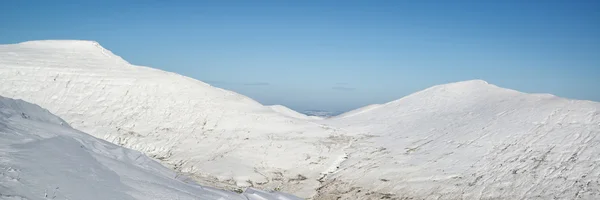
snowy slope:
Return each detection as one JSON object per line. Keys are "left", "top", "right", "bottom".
{"left": 268, "top": 105, "right": 323, "bottom": 120}
{"left": 0, "top": 96, "right": 302, "bottom": 200}
{"left": 0, "top": 40, "right": 352, "bottom": 198}
{"left": 319, "top": 80, "right": 600, "bottom": 199}
{"left": 331, "top": 104, "right": 381, "bottom": 119}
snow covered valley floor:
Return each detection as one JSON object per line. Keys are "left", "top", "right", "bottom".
{"left": 1, "top": 40, "right": 599, "bottom": 200}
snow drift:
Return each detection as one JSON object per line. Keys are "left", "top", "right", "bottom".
{"left": 0, "top": 95, "right": 301, "bottom": 200}
{"left": 319, "top": 80, "right": 600, "bottom": 199}
{"left": 0, "top": 40, "right": 351, "bottom": 198}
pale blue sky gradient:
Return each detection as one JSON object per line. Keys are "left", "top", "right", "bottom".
{"left": 1, "top": 0, "right": 599, "bottom": 112}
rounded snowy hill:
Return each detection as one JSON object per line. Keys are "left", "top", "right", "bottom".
{"left": 319, "top": 80, "right": 600, "bottom": 199}
{"left": 0, "top": 40, "right": 351, "bottom": 197}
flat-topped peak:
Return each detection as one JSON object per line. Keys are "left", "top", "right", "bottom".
{"left": 5, "top": 39, "right": 129, "bottom": 65}
{"left": 13, "top": 40, "right": 116, "bottom": 55}
{"left": 17, "top": 40, "right": 104, "bottom": 49}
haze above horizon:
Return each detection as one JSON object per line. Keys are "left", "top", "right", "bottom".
{"left": 1, "top": 0, "right": 599, "bottom": 112}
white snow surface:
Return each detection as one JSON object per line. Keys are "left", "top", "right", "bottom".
{"left": 0, "top": 40, "right": 351, "bottom": 198}
{"left": 331, "top": 104, "right": 381, "bottom": 119}
{"left": 0, "top": 95, "right": 302, "bottom": 200}
{"left": 2, "top": 40, "right": 600, "bottom": 200}
{"left": 268, "top": 105, "right": 323, "bottom": 120}
{"left": 318, "top": 80, "right": 600, "bottom": 199}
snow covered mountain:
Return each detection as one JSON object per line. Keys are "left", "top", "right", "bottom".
{"left": 0, "top": 40, "right": 352, "bottom": 198}
{"left": 268, "top": 105, "right": 323, "bottom": 120}
{"left": 0, "top": 95, "right": 301, "bottom": 200}
{"left": 319, "top": 80, "right": 600, "bottom": 199}
{"left": 2, "top": 40, "right": 599, "bottom": 200}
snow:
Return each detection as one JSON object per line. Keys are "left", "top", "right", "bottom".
{"left": 0, "top": 40, "right": 351, "bottom": 198}
{"left": 268, "top": 105, "right": 323, "bottom": 120}
{"left": 331, "top": 104, "right": 381, "bottom": 119}
{"left": 2, "top": 40, "right": 600, "bottom": 199}
{"left": 0, "top": 96, "right": 302, "bottom": 200}
{"left": 319, "top": 80, "right": 600, "bottom": 199}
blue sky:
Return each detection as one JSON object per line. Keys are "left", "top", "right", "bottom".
{"left": 1, "top": 0, "right": 599, "bottom": 112}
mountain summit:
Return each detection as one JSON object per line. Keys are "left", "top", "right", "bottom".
{"left": 14, "top": 40, "right": 129, "bottom": 65}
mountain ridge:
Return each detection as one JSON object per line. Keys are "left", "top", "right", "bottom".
{"left": 0, "top": 40, "right": 351, "bottom": 198}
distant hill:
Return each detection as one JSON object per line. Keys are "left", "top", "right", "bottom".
{"left": 268, "top": 105, "right": 323, "bottom": 120}
{"left": 302, "top": 110, "right": 344, "bottom": 118}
